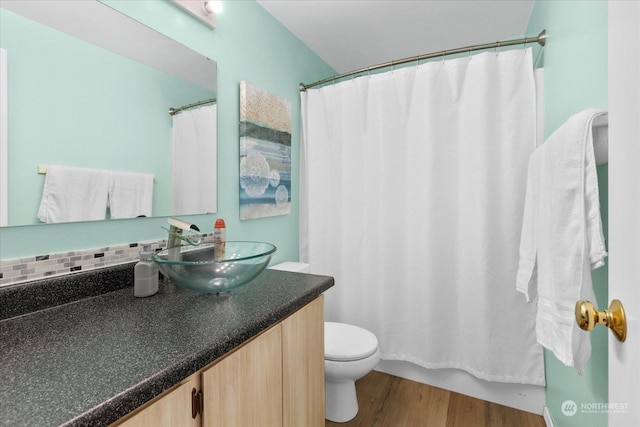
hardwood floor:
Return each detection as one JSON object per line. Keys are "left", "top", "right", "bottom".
{"left": 325, "top": 371, "right": 546, "bottom": 427}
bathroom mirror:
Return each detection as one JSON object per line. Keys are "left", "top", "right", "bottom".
{"left": 0, "top": 0, "right": 217, "bottom": 226}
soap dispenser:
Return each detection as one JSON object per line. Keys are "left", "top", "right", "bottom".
{"left": 134, "top": 244, "right": 159, "bottom": 297}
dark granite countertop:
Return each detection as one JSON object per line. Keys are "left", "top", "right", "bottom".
{"left": 0, "top": 268, "right": 334, "bottom": 427}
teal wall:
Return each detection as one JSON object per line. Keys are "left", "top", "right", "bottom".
{"left": 527, "top": 1, "right": 608, "bottom": 426}
{"left": 1, "top": 9, "right": 214, "bottom": 224}
{"left": 0, "top": 0, "right": 334, "bottom": 263}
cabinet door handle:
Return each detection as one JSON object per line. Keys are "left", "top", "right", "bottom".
{"left": 191, "top": 388, "right": 203, "bottom": 418}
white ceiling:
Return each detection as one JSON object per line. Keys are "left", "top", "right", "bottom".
{"left": 257, "top": 0, "right": 535, "bottom": 74}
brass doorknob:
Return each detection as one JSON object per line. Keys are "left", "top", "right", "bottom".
{"left": 575, "top": 299, "right": 627, "bottom": 342}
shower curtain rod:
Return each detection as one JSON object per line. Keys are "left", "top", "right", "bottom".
{"left": 168, "top": 97, "right": 216, "bottom": 116}
{"left": 299, "top": 30, "right": 546, "bottom": 91}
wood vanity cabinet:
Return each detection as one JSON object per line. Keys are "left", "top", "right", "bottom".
{"left": 202, "top": 324, "right": 282, "bottom": 426}
{"left": 116, "top": 374, "right": 201, "bottom": 427}
{"left": 281, "top": 295, "right": 325, "bottom": 426}
{"left": 114, "top": 296, "right": 325, "bottom": 427}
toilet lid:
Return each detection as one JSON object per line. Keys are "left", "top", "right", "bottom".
{"left": 325, "top": 322, "right": 379, "bottom": 361}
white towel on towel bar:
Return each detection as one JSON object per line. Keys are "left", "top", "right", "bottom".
{"left": 516, "top": 109, "right": 608, "bottom": 373}
{"left": 108, "top": 171, "right": 154, "bottom": 219}
{"left": 37, "top": 165, "right": 110, "bottom": 223}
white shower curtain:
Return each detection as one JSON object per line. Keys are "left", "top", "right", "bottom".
{"left": 301, "top": 49, "right": 544, "bottom": 385}
{"left": 171, "top": 104, "right": 217, "bottom": 215}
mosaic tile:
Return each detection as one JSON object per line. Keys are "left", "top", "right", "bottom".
{"left": 0, "top": 234, "right": 213, "bottom": 287}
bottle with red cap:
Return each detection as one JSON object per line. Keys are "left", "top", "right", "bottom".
{"left": 214, "top": 218, "right": 226, "bottom": 260}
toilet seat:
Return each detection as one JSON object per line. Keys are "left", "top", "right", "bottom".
{"left": 325, "top": 322, "right": 379, "bottom": 362}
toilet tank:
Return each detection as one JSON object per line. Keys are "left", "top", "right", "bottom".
{"left": 269, "top": 262, "right": 310, "bottom": 273}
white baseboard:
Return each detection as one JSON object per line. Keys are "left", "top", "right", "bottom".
{"left": 543, "top": 406, "right": 555, "bottom": 427}
{"left": 375, "top": 360, "right": 545, "bottom": 415}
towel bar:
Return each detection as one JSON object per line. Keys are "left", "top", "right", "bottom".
{"left": 37, "top": 166, "right": 155, "bottom": 180}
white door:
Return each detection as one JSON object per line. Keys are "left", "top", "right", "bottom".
{"left": 608, "top": 2, "right": 640, "bottom": 426}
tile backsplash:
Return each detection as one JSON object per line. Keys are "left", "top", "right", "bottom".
{"left": 0, "top": 234, "right": 213, "bottom": 287}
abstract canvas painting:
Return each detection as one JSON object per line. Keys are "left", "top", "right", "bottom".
{"left": 239, "top": 81, "right": 292, "bottom": 220}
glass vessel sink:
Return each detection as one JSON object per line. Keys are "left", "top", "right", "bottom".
{"left": 152, "top": 241, "right": 276, "bottom": 293}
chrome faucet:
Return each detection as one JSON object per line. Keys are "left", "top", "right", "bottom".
{"left": 165, "top": 217, "right": 202, "bottom": 263}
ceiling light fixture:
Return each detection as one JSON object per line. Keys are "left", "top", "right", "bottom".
{"left": 203, "top": 1, "right": 223, "bottom": 15}
{"left": 171, "top": 0, "right": 218, "bottom": 29}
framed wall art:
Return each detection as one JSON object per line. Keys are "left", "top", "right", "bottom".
{"left": 239, "top": 81, "right": 291, "bottom": 220}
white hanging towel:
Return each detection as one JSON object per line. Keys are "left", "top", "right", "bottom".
{"left": 516, "top": 109, "right": 608, "bottom": 373}
{"left": 108, "top": 171, "right": 154, "bottom": 219}
{"left": 37, "top": 165, "right": 109, "bottom": 223}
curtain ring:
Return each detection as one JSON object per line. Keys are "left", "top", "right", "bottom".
{"left": 496, "top": 41, "right": 501, "bottom": 56}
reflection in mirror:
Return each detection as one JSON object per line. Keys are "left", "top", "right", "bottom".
{"left": 0, "top": 0, "right": 217, "bottom": 226}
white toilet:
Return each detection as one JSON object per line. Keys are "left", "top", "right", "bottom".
{"left": 324, "top": 321, "right": 380, "bottom": 422}
{"left": 269, "top": 262, "right": 381, "bottom": 423}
